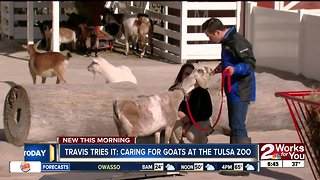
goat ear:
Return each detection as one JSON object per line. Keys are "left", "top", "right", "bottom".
{"left": 99, "top": 56, "right": 106, "bottom": 62}
{"left": 196, "top": 77, "right": 208, "bottom": 89}
{"left": 152, "top": 20, "right": 158, "bottom": 25}
{"left": 91, "top": 57, "right": 98, "bottom": 63}
{"left": 92, "top": 56, "right": 103, "bottom": 63}
{"left": 204, "top": 66, "right": 214, "bottom": 75}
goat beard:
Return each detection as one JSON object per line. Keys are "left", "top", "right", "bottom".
{"left": 90, "top": 71, "right": 96, "bottom": 80}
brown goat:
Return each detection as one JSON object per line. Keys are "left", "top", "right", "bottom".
{"left": 44, "top": 27, "right": 77, "bottom": 52}
{"left": 23, "top": 40, "right": 72, "bottom": 84}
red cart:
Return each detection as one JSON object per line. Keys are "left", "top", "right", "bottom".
{"left": 275, "top": 90, "right": 320, "bottom": 179}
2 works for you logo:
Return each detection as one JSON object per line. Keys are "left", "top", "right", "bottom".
{"left": 259, "top": 143, "right": 305, "bottom": 160}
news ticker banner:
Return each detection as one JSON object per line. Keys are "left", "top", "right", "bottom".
{"left": 10, "top": 161, "right": 260, "bottom": 172}
{"left": 17, "top": 138, "right": 305, "bottom": 173}
{"left": 259, "top": 143, "right": 305, "bottom": 168}
{"left": 24, "top": 144, "right": 258, "bottom": 163}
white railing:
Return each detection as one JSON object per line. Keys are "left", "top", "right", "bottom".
{"left": 1, "top": 1, "right": 240, "bottom": 64}
{"left": 1, "top": 1, "right": 75, "bottom": 40}
{"left": 180, "top": 1, "right": 239, "bottom": 62}
{"left": 110, "top": 1, "right": 240, "bottom": 64}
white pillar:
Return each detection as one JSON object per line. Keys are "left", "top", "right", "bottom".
{"left": 52, "top": 1, "right": 60, "bottom": 52}
{"left": 245, "top": 2, "right": 257, "bottom": 43}
{"left": 27, "top": 1, "right": 34, "bottom": 45}
{"left": 130, "top": 1, "right": 134, "bottom": 14}
{"left": 274, "top": 1, "right": 284, "bottom": 11}
{"left": 298, "top": 9, "right": 304, "bottom": 76}
{"left": 143, "top": 1, "right": 149, "bottom": 13}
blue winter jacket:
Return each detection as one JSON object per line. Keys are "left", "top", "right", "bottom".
{"left": 221, "top": 26, "right": 256, "bottom": 102}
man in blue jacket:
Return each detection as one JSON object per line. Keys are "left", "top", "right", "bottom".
{"left": 202, "top": 18, "right": 256, "bottom": 176}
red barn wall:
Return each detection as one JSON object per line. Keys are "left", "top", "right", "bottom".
{"left": 254, "top": 1, "right": 320, "bottom": 10}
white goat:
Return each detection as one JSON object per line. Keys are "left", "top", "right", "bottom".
{"left": 113, "top": 67, "right": 215, "bottom": 144}
{"left": 87, "top": 56, "right": 137, "bottom": 84}
{"left": 22, "top": 40, "right": 72, "bottom": 84}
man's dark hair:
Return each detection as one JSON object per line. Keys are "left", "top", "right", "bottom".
{"left": 202, "top": 18, "right": 225, "bottom": 32}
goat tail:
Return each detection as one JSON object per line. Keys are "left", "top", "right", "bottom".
{"left": 72, "top": 30, "right": 77, "bottom": 42}
{"left": 65, "top": 52, "right": 72, "bottom": 61}
{"left": 72, "top": 30, "right": 77, "bottom": 51}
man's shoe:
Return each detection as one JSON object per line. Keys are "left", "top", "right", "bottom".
{"left": 179, "top": 139, "right": 185, "bottom": 144}
{"left": 230, "top": 136, "right": 251, "bottom": 144}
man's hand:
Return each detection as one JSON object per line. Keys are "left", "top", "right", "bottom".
{"left": 225, "top": 66, "right": 235, "bottom": 75}
{"left": 214, "top": 63, "right": 222, "bottom": 74}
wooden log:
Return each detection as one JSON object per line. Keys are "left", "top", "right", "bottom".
{"left": 3, "top": 82, "right": 144, "bottom": 147}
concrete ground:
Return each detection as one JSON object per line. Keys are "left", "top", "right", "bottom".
{"left": 0, "top": 39, "right": 317, "bottom": 180}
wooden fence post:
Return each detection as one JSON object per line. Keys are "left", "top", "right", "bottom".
{"left": 8, "top": 2, "right": 14, "bottom": 39}
{"left": 164, "top": 5, "right": 168, "bottom": 53}
{"left": 180, "top": 1, "right": 187, "bottom": 64}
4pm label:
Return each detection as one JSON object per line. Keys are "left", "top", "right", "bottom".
{"left": 259, "top": 143, "right": 305, "bottom": 160}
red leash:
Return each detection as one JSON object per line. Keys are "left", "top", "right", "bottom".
{"left": 211, "top": 69, "right": 231, "bottom": 128}
{"left": 185, "top": 69, "right": 232, "bottom": 132}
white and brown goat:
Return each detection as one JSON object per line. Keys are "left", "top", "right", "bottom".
{"left": 113, "top": 67, "right": 215, "bottom": 144}
{"left": 102, "top": 9, "right": 154, "bottom": 58}
{"left": 23, "top": 40, "right": 72, "bottom": 84}
{"left": 44, "top": 26, "right": 77, "bottom": 52}
{"left": 122, "top": 13, "right": 154, "bottom": 58}
{"left": 87, "top": 56, "right": 137, "bottom": 84}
